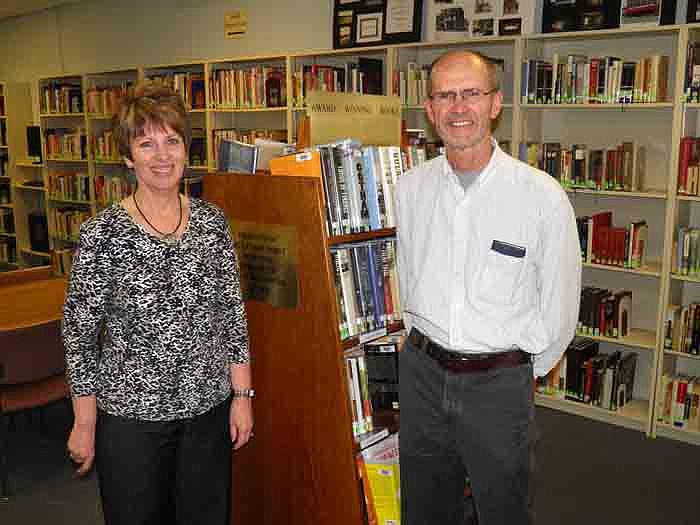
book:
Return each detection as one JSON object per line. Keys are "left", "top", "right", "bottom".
{"left": 216, "top": 138, "right": 259, "bottom": 174}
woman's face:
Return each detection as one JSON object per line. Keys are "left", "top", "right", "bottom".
{"left": 125, "top": 123, "right": 186, "bottom": 193}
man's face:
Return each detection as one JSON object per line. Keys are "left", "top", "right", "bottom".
{"left": 424, "top": 57, "right": 502, "bottom": 154}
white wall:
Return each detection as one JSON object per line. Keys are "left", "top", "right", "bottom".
{"left": 0, "top": 0, "right": 333, "bottom": 81}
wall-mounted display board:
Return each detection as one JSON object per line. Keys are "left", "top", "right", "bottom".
{"left": 333, "top": 0, "right": 423, "bottom": 49}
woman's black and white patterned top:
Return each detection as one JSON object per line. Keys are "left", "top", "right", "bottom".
{"left": 63, "top": 197, "right": 249, "bottom": 421}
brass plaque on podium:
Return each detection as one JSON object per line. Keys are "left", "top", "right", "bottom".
{"left": 230, "top": 221, "right": 299, "bottom": 309}
{"left": 307, "top": 91, "right": 401, "bottom": 146}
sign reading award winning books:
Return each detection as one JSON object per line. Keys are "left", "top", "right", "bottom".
{"left": 307, "top": 91, "right": 401, "bottom": 147}
{"left": 230, "top": 221, "right": 299, "bottom": 309}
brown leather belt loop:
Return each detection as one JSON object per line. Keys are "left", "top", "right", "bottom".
{"left": 408, "top": 328, "right": 531, "bottom": 374}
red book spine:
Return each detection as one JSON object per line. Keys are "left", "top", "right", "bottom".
{"left": 679, "top": 137, "right": 693, "bottom": 194}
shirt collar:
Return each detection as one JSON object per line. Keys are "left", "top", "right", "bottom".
{"left": 443, "top": 138, "right": 502, "bottom": 194}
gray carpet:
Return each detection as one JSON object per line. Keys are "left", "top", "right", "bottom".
{"left": 1, "top": 401, "right": 698, "bottom": 525}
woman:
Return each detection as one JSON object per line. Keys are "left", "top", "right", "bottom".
{"left": 63, "top": 82, "right": 252, "bottom": 525}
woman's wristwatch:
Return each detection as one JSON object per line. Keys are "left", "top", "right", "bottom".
{"left": 232, "top": 388, "right": 255, "bottom": 399}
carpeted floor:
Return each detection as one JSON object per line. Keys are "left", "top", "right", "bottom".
{"left": 1, "top": 400, "right": 698, "bottom": 525}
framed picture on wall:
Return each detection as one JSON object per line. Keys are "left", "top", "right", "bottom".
{"left": 332, "top": 0, "right": 423, "bottom": 49}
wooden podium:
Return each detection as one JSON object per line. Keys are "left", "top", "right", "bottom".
{"left": 203, "top": 173, "right": 366, "bottom": 525}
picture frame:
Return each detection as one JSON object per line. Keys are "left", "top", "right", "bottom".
{"left": 332, "top": 0, "right": 423, "bottom": 49}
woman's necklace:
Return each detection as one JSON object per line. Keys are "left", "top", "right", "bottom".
{"left": 132, "top": 193, "right": 183, "bottom": 244}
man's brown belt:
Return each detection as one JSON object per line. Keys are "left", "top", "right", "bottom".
{"left": 408, "top": 328, "right": 531, "bottom": 374}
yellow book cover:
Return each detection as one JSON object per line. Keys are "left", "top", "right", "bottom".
{"left": 361, "top": 433, "right": 400, "bottom": 525}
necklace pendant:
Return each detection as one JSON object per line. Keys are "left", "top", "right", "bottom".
{"left": 161, "top": 233, "right": 177, "bottom": 245}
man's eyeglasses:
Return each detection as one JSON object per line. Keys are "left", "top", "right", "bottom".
{"left": 429, "top": 88, "right": 498, "bottom": 105}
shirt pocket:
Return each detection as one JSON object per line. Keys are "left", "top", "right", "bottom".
{"left": 477, "top": 240, "right": 527, "bottom": 306}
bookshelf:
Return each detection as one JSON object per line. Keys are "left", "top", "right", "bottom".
{"left": 519, "top": 26, "right": 685, "bottom": 439}
{"left": 203, "top": 173, "right": 372, "bottom": 525}
{"left": 206, "top": 54, "right": 289, "bottom": 169}
{"left": 653, "top": 24, "right": 700, "bottom": 445}
{"left": 387, "top": 36, "right": 520, "bottom": 156}
{"left": 2, "top": 81, "right": 45, "bottom": 270}
{"left": 288, "top": 46, "right": 389, "bottom": 144}
{"left": 8, "top": 24, "right": 700, "bottom": 445}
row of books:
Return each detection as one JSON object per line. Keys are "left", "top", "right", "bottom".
{"left": 355, "top": 432, "right": 400, "bottom": 525}
{"left": 40, "top": 81, "right": 83, "bottom": 114}
{"left": 539, "top": 337, "right": 638, "bottom": 411}
{"left": 189, "top": 128, "right": 206, "bottom": 167}
{"left": 317, "top": 140, "right": 404, "bottom": 236}
{"left": 657, "top": 374, "right": 700, "bottom": 430}
{"left": 519, "top": 141, "right": 645, "bottom": 192}
{"left": 0, "top": 184, "right": 9, "bottom": 205}
{"left": 211, "top": 128, "right": 286, "bottom": 166}
{"left": 0, "top": 153, "right": 8, "bottom": 177}
{"left": 48, "top": 171, "right": 90, "bottom": 202}
{"left": 402, "top": 129, "right": 430, "bottom": 171}
{"left": 664, "top": 303, "right": 700, "bottom": 355}
{"left": 577, "top": 212, "right": 648, "bottom": 269}
{"left": 673, "top": 226, "right": 700, "bottom": 276}
{"left": 92, "top": 128, "right": 119, "bottom": 161}
{"left": 521, "top": 53, "right": 669, "bottom": 105}
{"left": 392, "top": 62, "right": 430, "bottom": 106}
{"left": 331, "top": 239, "right": 402, "bottom": 340}
{"left": 95, "top": 172, "right": 134, "bottom": 205}
{"left": 345, "top": 346, "right": 374, "bottom": 437}
{"left": 677, "top": 135, "right": 700, "bottom": 195}
{"left": 45, "top": 127, "right": 88, "bottom": 160}
{"left": 52, "top": 247, "right": 74, "bottom": 277}
{"left": 0, "top": 238, "right": 17, "bottom": 264}
{"left": 392, "top": 58, "right": 505, "bottom": 107}
{"left": 0, "top": 208, "right": 14, "bottom": 234}
{"left": 50, "top": 207, "right": 91, "bottom": 242}
{"left": 0, "top": 120, "right": 6, "bottom": 147}
{"left": 684, "top": 41, "right": 700, "bottom": 102}
{"left": 209, "top": 66, "right": 286, "bottom": 109}
{"left": 577, "top": 286, "right": 632, "bottom": 339}
{"left": 290, "top": 58, "right": 383, "bottom": 107}
{"left": 85, "top": 84, "right": 130, "bottom": 116}
{"left": 145, "top": 73, "right": 205, "bottom": 110}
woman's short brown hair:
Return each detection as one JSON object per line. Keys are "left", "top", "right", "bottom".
{"left": 113, "top": 81, "right": 191, "bottom": 161}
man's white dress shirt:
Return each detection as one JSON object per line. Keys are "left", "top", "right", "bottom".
{"left": 394, "top": 141, "right": 582, "bottom": 377}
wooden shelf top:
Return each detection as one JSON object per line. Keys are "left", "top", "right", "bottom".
{"left": 664, "top": 350, "right": 700, "bottom": 360}
{"left": 48, "top": 196, "right": 92, "bottom": 205}
{"left": 522, "top": 102, "right": 673, "bottom": 109}
{"left": 567, "top": 188, "right": 666, "bottom": 199}
{"left": 47, "top": 157, "right": 88, "bottom": 163}
{"left": 209, "top": 106, "right": 288, "bottom": 113}
{"left": 524, "top": 24, "right": 680, "bottom": 42}
{"left": 535, "top": 394, "right": 648, "bottom": 432}
{"left": 671, "top": 273, "right": 700, "bottom": 283}
{"left": 655, "top": 422, "right": 700, "bottom": 446}
{"left": 15, "top": 160, "right": 44, "bottom": 168}
{"left": 40, "top": 112, "right": 85, "bottom": 118}
{"left": 14, "top": 183, "right": 46, "bottom": 192}
{"left": 20, "top": 247, "right": 50, "bottom": 257}
{"left": 328, "top": 228, "right": 396, "bottom": 247}
{"left": 582, "top": 261, "right": 662, "bottom": 278}
{"left": 578, "top": 328, "right": 657, "bottom": 351}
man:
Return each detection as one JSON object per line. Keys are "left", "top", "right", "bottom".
{"left": 394, "top": 50, "right": 581, "bottom": 525}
